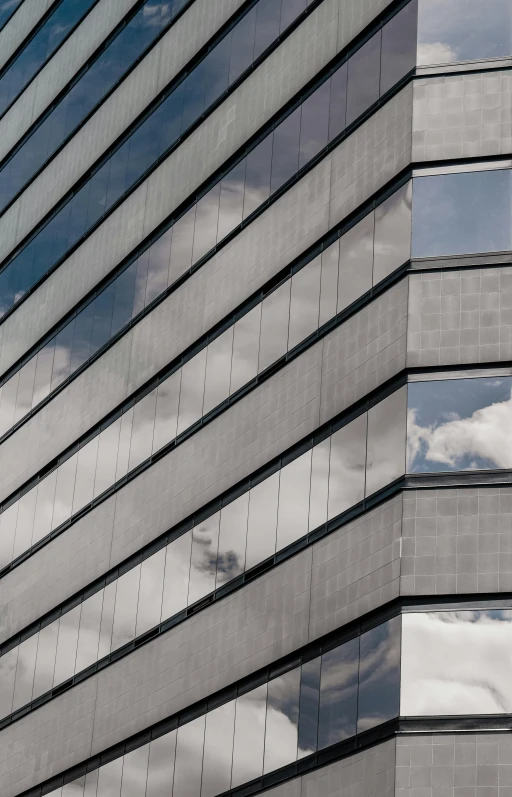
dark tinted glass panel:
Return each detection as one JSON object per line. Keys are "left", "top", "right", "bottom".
{"left": 318, "top": 637, "right": 359, "bottom": 747}
{"left": 418, "top": 0, "right": 512, "bottom": 65}
{"left": 328, "top": 62, "right": 347, "bottom": 142}
{"left": 299, "top": 81, "right": 330, "bottom": 169}
{"left": 412, "top": 169, "right": 512, "bottom": 258}
{"left": 270, "top": 108, "right": 301, "bottom": 193}
{"left": 297, "top": 657, "right": 321, "bottom": 758}
{"left": 407, "top": 376, "right": 512, "bottom": 473}
{"left": 0, "top": 0, "right": 23, "bottom": 30}
{"left": 263, "top": 668, "right": 301, "bottom": 773}
{"left": 357, "top": 617, "right": 401, "bottom": 732}
{"left": 380, "top": 1, "right": 418, "bottom": 95}
{"left": 346, "top": 31, "right": 382, "bottom": 126}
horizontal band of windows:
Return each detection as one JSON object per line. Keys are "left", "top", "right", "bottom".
{"left": 0, "top": 0, "right": 195, "bottom": 183}
{"left": 0, "top": 0, "right": 416, "bottom": 326}
{"left": 0, "top": 195, "right": 412, "bottom": 577}
{"left": 0, "top": 0, "right": 101, "bottom": 121}
{"left": 0, "top": 0, "right": 325, "bottom": 220}
{"left": 0, "top": 0, "right": 25, "bottom": 35}
{"left": 0, "top": 0, "right": 61, "bottom": 75}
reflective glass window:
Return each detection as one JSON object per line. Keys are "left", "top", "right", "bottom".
{"left": 217, "top": 161, "right": 246, "bottom": 242}
{"left": 308, "top": 439, "right": 330, "bottom": 531}
{"left": 299, "top": 81, "right": 330, "bottom": 169}
{"left": 32, "top": 621, "right": 59, "bottom": 700}
{"left": 245, "top": 472, "right": 279, "bottom": 570}
{"left": 407, "top": 376, "right": 512, "bottom": 473}
{"left": 366, "top": 387, "right": 407, "bottom": 496}
{"left": 401, "top": 610, "right": 512, "bottom": 715}
{"left": 258, "top": 282, "right": 291, "bottom": 372}
{"left": 318, "top": 637, "right": 359, "bottom": 748}
{"left": 176, "top": 349, "right": 207, "bottom": 435}
{"left": 270, "top": 108, "right": 301, "bottom": 194}
{"left": 288, "top": 257, "right": 321, "bottom": 350}
{"left": 374, "top": 181, "right": 412, "bottom": 283}
{"left": 53, "top": 605, "right": 80, "bottom": 686}
{"left": 153, "top": 371, "right": 181, "bottom": 452}
{"left": 128, "top": 388, "right": 157, "bottom": 471}
{"left": 276, "top": 451, "right": 312, "bottom": 550}
{"left": 229, "top": 304, "right": 262, "bottom": 395}
{"left": 228, "top": 7, "right": 256, "bottom": 84}
{"left": 188, "top": 513, "right": 220, "bottom": 605}
{"left": 75, "top": 590, "right": 103, "bottom": 673}
{"left": 173, "top": 716, "right": 206, "bottom": 797}
{"left": 243, "top": 135, "right": 273, "bottom": 219}
{"left": 412, "top": 169, "right": 512, "bottom": 258}
{"left": 168, "top": 207, "right": 196, "bottom": 284}
{"left": 216, "top": 493, "right": 249, "bottom": 587}
{"left": 231, "top": 684, "right": 267, "bottom": 788}
{"left": 263, "top": 668, "right": 301, "bottom": 773}
{"left": 97, "top": 581, "right": 117, "bottom": 660}
{"left": 96, "top": 757, "right": 123, "bottom": 797}
{"left": 111, "top": 565, "right": 141, "bottom": 651}
{"left": 135, "top": 547, "right": 166, "bottom": 636}
{"left": 418, "top": 0, "right": 512, "bottom": 65}
{"left": 337, "top": 214, "right": 374, "bottom": 312}
{"left": 346, "top": 32, "right": 382, "bottom": 126}
{"left": 146, "top": 730, "right": 177, "bottom": 797}
{"left": 380, "top": 1, "right": 418, "bottom": 95}
{"left": 11, "top": 635, "right": 38, "bottom": 711}
{"left": 0, "top": 0, "right": 23, "bottom": 30}
{"left": 0, "top": 647, "right": 17, "bottom": 718}
{"left": 201, "top": 702, "right": 236, "bottom": 797}
{"left": 203, "top": 328, "right": 234, "bottom": 415}
{"left": 297, "top": 657, "right": 321, "bottom": 758}
{"left": 161, "top": 531, "right": 192, "bottom": 619}
{"left": 319, "top": 242, "right": 339, "bottom": 327}
{"left": 328, "top": 413, "right": 367, "bottom": 519}
{"left": 192, "top": 185, "right": 220, "bottom": 264}
{"left": 253, "top": 0, "right": 281, "bottom": 59}
{"left": 120, "top": 744, "right": 150, "bottom": 797}
{"left": 357, "top": 616, "right": 401, "bottom": 732}
{"left": 328, "top": 62, "right": 348, "bottom": 143}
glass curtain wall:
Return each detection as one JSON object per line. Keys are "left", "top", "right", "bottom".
{"left": 0, "top": 1, "right": 417, "bottom": 320}
{"left": 0, "top": 0, "right": 24, "bottom": 31}
{"left": 0, "top": 0, "right": 98, "bottom": 115}
{"left": 41, "top": 616, "right": 401, "bottom": 797}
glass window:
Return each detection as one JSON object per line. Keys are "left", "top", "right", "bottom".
{"left": 168, "top": 207, "right": 196, "bottom": 285}
{"left": 0, "top": 501, "right": 17, "bottom": 568}
{"left": 32, "top": 341, "right": 56, "bottom": 409}
{"left": 297, "top": 657, "right": 321, "bottom": 758}
{"left": 188, "top": 512, "right": 220, "bottom": 605}
{"left": 374, "top": 182, "right": 412, "bottom": 284}
{"left": 317, "top": 637, "right": 359, "bottom": 748}
{"left": 231, "top": 683, "right": 267, "bottom": 788}
{"left": 308, "top": 438, "right": 330, "bottom": 531}
{"left": 243, "top": 135, "right": 273, "bottom": 219}
{"left": 128, "top": 389, "right": 157, "bottom": 471}
{"left": 203, "top": 34, "right": 231, "bottom": 109}
{"left": 254, "top": 0, "right": 281, "bottom": 59}
{"left": 32, "top": 468, "right": 58, "bottom": 546}
{"left": 75, "top": 590, "right": 103, "bottom": 673}
{"left": 115, "top": 409, "right": 134, "bottom": 481}
{"left": 407, "top": 376, "right": 512, "bottom": 473}
{"left": 173, "top": 716, "right": 206, "bottom": 797}
{"left": 96, "top": 757, "right": 123, "bottom": 797}
{"left": 120, "top": 745, "right": 150, "bottom": 797}
{"left": 328, "top": 413, "right": 367, "bottom": 519}
{"left": 401, "top": 610, "right": 512, "bottom": 716}
{"left": 346, "top": 31, "right": 382, "bottom": 127}
{"left": 53, "top": 605, "right": 81, "bottom": 686}
{"left": 412, "top": 169, "right": 512, "bottom": 258}
{"left": 217, "top": 160, "right": 246, "bottom": 242}
{"left": 299, "top": 81, "right": 330, "bottom": 169}
{"left": 176, "top": 349, "right": 207, "bottom": 436}
{"left": 94, "top": 420, "right": 121, "bottom": 498}
{"left": 72, "top": 436, "right": 99, "bottom": 514}
{"left": 245, "top": 472, "right": 280, "bottom": 570}
{"left": 0, "top": 647, "right": 17, "bottom": 718}
{"left": 153, "top": 371, "right": 181, "bottom": 453}
{"left": 229, "top": 7, "right": 256, "bottom": 84}
{"left": 203, "top": 328, "right": 234, "bottom": 416}
{"left": 280, "top": 0, "right": 307, "bottom": 32}
{"left": 288, "top": 256, "right": 321, "bottom": 350}
{"left": 417, "top": 0, "right": 512, "bottom": 65}
{"left": 229, "top": 304, "right": 261, "bottom": 395}
{"left": 366, "top": 388, "right": 407, "bottom": 496}
{"left": 192, "top": 185, "right": 220, "bottom": 264}
{"left": 145, "top": 228, "right": 173, "bottom": 306}
{"left": 52, "top": 453, "right": 78, "bottom": 529}
{"left": 258, "top": 282, "right": 291, "bottom": 372}
{"left": 32, "top": 621, "right": 59, "bottom": 700}
{"left": 357, "top": 616, "right": 400, "bottom": 732}
{"left": 319, "top": 244, "right": 339, "bottom": 327}
{"left": 97, "top": 581, "right": 117, "bottom": 660}
{"left": 276, "top": 451, "right": 312, "bottom": 551}
{"left": 216, "top": 493, "right": 249, "bottom": 587}
{"left": 270, "top": 108, "right": 301, "bottom": 194}
{"left": 135, "top": 547, "right": 166, "bottom": 636}
{"left": 328, "top": 63, "right": 348, "bottom": 143}
{"left": 111, "top": 566, "right": 141, "bottom": 651}
{"left": 201, "top": 702, "right": 236, "bottom": 797}
{"left": 12, "top": 489, "right": 36, "bottom": 559}
{"left": 380, "top": 1, "right": 418, "bottom": 95}
{"left": 161, "top": 531, "right": 192, "bottom": 620}
{"left": 337, "top": 214, "right": 374, "bottom": 312}
{"left": 263, "top": 668, "right": 301, "bottom": 773}
{"left": 146, "top": 730, "right": 177, "bottom": 797}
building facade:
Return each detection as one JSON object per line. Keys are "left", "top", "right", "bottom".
{"left": 0, "top": 0, "right": 511, "bottom": 794}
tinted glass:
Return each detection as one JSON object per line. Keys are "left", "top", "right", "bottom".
{"left": 366, "top": 387, "right": 407, "bottom": 496}
{"left": 297, "top": 657, "right": 321, "bottom": 758}
{"left": 346, "top": 32, "right": 381, "bottom": 126}
{"left": 173, "top": 716, "right": 205, "bottom": 797}
{"left": 258, "top": 282, "right": 291, "bottom": 372}
{"left": 412, "top": 169, "right": 512, "bottom": 258}
{"left": 407, "top": 376, "right": 512, "bottom": 473}
{"left": 380, "top": 1, "right": 418, "bottom": 95}
{"left": 264, "top": 668, "right": 301, "bottom": 773}
{"left": 374, "top": 181, "right": 412, "bottom": 282}
{"left": 276, "top": 451, "right": 312, "bottom": 550}
{"left": 146, "top": 731, "right": 177, "bottom": 797}
{"left": 245, "top": 472, "right": 279, "bottom": 570}
{"left": 328, "top": 413, "right": 367, "bottom": 518}
{"left": 288, "top": 257, "right": 321, "bottom": 350}
{"left": 337, "top": 214, "right": 374, "bottom": 311}
{"left": 231, "top": 684, "right": 267, "bottom": 788}
{"left": 201, "top": 702, "right": 236, "bottom": 797}
{"left": 188, "top": 513, "right": 220, "bottom": 605}
{"left": 357, "top": 616, "right": 401, "bottom": 732}
{"left": 318, "top": 637, "right": 359, "bottom": 747}
{"left": 418, "top": 0, "right": 512, "bottom": 65}
{"left": 0, "top": 0, "right": 23, "bottom": 30}
{"left": 216, "top": 493, "right": 249, "bottom": 587}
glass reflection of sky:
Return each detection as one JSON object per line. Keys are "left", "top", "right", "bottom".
{"left": 401, "top": 610, "right": 512, "bottom": 715}
{"left": 418, "top": 0, "right": 512, "bottom": 65}
{"left": 407, "top": 377, "right": 512, "bottom": 473}
{"left": 412, "top": 170, "right": 512, "bottom": 259}
{"left": 0, "top": 0, "right": 23, "bottom": 31}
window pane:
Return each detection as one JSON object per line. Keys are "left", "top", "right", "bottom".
{"left": 52, "top": 452, "right": 78, "bottom": 529}
{"left": 203, "top": 328, "right": 233, "bottom": 416}
{"left": 357, "top": 616, "right": 401, "bottom": 732}
{"left": 135, "top": 548, "right": 166, "bottom": 636}
{"left": 188, "top": 513, "right": 220, "bottom": 605}
{"left": 374, "top": 182, "right": 412, "bottom": 284}
{"left": 115, "top": 409, "right": 134, "bottom": 481}
{"left": 308, "top": 439, "right": 330, "bottom": 531}
{"left": 231, "top": 683, "right": 267, "bottom": 788}
{"left": 192, "top": 185, "right": 220, "bottom": 263}
{"left": 243, "top": 135, "right": 273, "bottom": 219}
{"left": 153, "top": 370, "right": 181, "bottom": 452}
{"left": 120, "top": 744, "right": 150, "bottom": 797}
{"left": 270, "top": 108, "right": 301, "bottom": 194}
{"left": 328, "top": 63, "right": 348, "bottom": 142}
{"left": 230, "top": 304, "right": 261, "bottom": 395}
{"left": 258, "top": 282, "right": 291, "bottom": 372}
{"left": 245, "top": 472, "right": 279, "bottom": 570}
{"left": 176, "top": 349, "right": 207, "bottom": 435}
{"left": 280, "top": 0, "right": 307, "bottom": 32}
{"left": 32, "top": 469, "right": 58, "bottom": 545}
{"left": 32, "top": 621, "right": 59, "bottom": 700}
{"left": 254, "top": 0, "right": 281, "bottom": 59}
{"left": 298, "top": 657, "right": 321, "bottom": 758}
{"left": 201, "top": 702, "right": 236, "bottom": 797}
{"left": 145, "top": 228, "right": 173, "bottom": 306}
{"left": 94, "top": 420, "right": 121, "bottom": 498}
{"left": 75, "top": 590, "right": 103, "bottom": 673}
{"left": 412, "top": 170, "right": 512, "bottom": 258}
{"left": 366, "top": 388, "right": 407, "bottom": 496}
{"left": 380, "top": 1, "right": 418, "bottom": 95}
{"left": 276, "top": 451, "right": 312, "bottom": 550}
{"left": 168, "top": 207, "right": 196, "bottom": 285}
{"left": 53, "top": 605, "right": 81, "bottom": 686}
{"left": 228, "top": 7, "right": 256, "bottom": 84}
{"left": 288, "top": 256, "right": 321, "bottom": 350}
{"left": 263, "top": 668, "right": 301, "bottom": 773}
{"left": 417, "top": 0, "right": 512, "bottom": 65}
{"left": 161, "top": 531, "right": 192, "bottom": 620}
{"left": 96, "top": 757, "right": 123, "bottom": 797}
{"left": 319, "top": 243, "right": 339, "bottom": 327}
{"left": 401, "top": 610, "right": 512, "bottom": 715}
{"left": 146, "top": 730, "right": 177, "bottom": 797}
{"left": 72, "top": 436, "right": 99, "bottom": 515}
{"left": 299, "top": 81, "right": 330, "bottom": 169}
{"left": 63, "top": 777, "right": 85, "bottom": 797}
{"left": 328, "top": 413, "right": 367, "bottom": 519}
{"left": 346, "top": 31, "right": 382, "bottom": 127}
{"left": 217, "top": 160, "right": 246, "bottom": 242}
{"left": 0, "top": 502, "right": 17, "bottom": 568}
{"left": 318, "top": 637, "right": 359, "bottom": 748}
{"left": 111, "top": 565, "right": 141, "bottom": 651}
{"left": 337, "top": 214, "right": 374, "bottom": 312}
{"left": 12, "top": 489, "right": 37, "bottom": 559}
{"left": 173, "top": 716, "right": 206, "bottom": 797}
{"left": 0, "top": 648, "right": 17, "bottom": 718}
{"left": 128, "top": 388, "right": 157, "bottom": 471}
{"left": 98, "top": 581, "right": 117, "bottom": 660}
{"left": 216, "top": 492, "right": 249, "bottom": 587}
